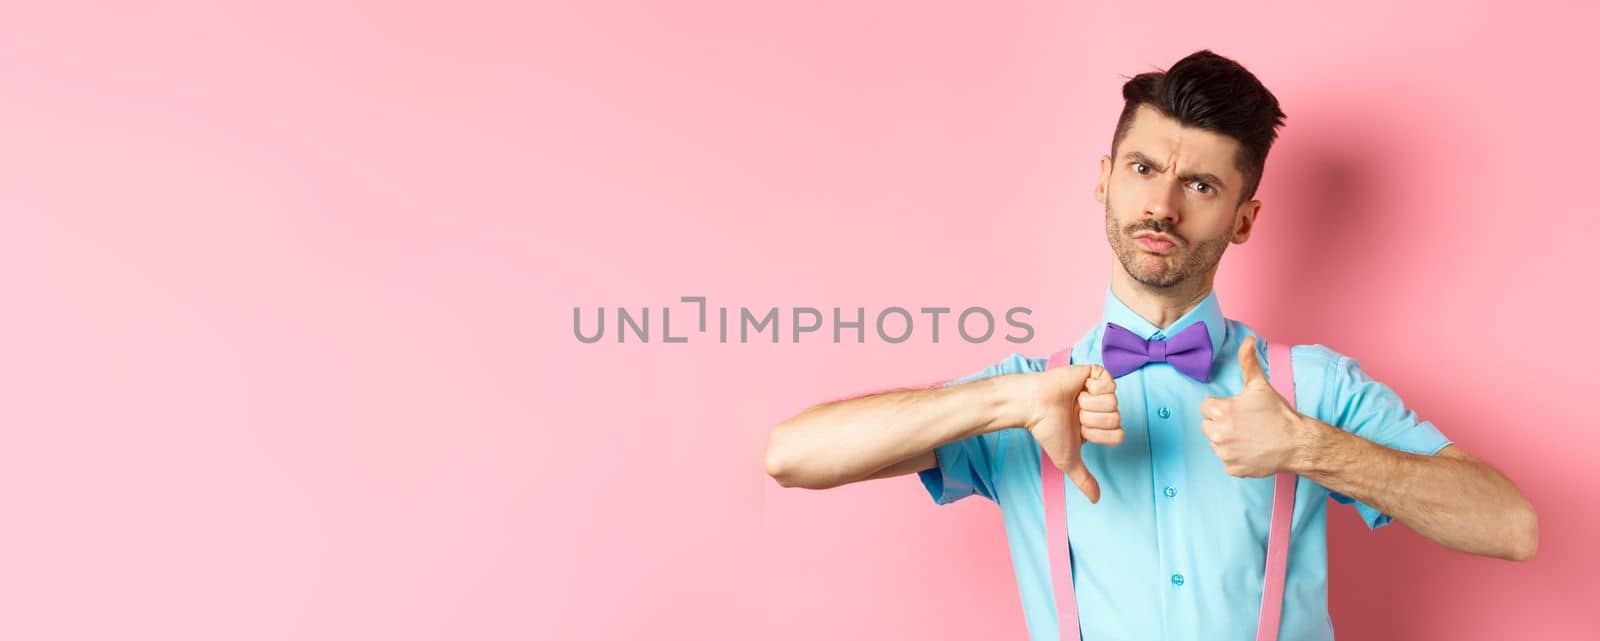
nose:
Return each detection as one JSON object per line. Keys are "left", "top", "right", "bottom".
{"left": 1142, "top": 178, "right": 1183, "bottom": 224}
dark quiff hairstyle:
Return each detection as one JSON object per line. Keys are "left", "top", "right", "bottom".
{"left": 1110, "top": 50, "right": 1287, "bottom": 204}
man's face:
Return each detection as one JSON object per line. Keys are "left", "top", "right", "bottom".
{"left": 1095, "top": 105, "right": 1260, "bottom": 289}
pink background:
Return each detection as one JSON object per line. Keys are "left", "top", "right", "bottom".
{"left": 1, "top": 1, "right": 1596, "bottom": 639}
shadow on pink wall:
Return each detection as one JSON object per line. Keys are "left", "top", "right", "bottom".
{"left": 1244, "top": 103, "right": 1587, "bottom": 638}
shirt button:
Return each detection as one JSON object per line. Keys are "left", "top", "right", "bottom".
{"left": 1157, "top": 407, "right": 1171, "bottom": 419}
{"left": 1171, "top": 573, "right": 1185, "bottom": 587}
{"left": 1163, "top": 486, "right": 1177, "bottom": 498}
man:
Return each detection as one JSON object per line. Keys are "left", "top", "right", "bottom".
{"left": 763, "top": 50, "right": 1538, "bottom": 640}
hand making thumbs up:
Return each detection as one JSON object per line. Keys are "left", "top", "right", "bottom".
{"left": 1197, "top": 336, "right": 1310, "bottom": 478}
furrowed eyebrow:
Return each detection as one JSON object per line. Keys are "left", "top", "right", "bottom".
{"left": 1122, "top": 151, "right": 1229, "bottom": 193}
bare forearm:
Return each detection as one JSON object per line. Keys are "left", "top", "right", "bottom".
{"left": 1289, "top": 417, "right": 1538, "bottom": 561}
{"left": 764, "top": 375, "right": 1030, "bottom": 490}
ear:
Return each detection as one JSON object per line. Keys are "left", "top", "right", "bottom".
{"left": 1094, "top": 155, "right": 1111, "bottom": 204}
{"left": 1231, "top": 199, "right": 1262, "bottom": 244}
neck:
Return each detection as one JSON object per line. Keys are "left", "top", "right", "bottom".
{"left": 1107, "top": 259, "right": 1217, "bottom": 329}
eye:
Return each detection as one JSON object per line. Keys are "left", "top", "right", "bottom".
{"left": 1132, "top": 162, "right": 1150, "bottom": 175}
{"left": 1192, "top": 181, "right": 1212, "bottom": 194}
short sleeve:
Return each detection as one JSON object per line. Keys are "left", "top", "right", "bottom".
{"left": 916, "top": 352, "right": 1042, "bottom": 506}
{"left": 1303, "top": 345, "right": 1455, "bottom": 530}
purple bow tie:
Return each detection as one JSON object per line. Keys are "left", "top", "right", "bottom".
{"left": 1101, "top": 321, "right": 1214, "bottom": 382}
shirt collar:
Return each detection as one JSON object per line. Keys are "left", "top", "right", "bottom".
{"left": 1098, "top": 285, "right": 1227, "bottom": 358}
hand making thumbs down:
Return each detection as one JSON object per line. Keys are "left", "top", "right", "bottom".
{"left": 1025, "top": 363, "right": 1122, "bottom": 503}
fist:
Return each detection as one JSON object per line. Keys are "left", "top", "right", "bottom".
{"left": 1198, "top": 336, "right": 1306, "bottom": 478}
{"left": 1025, "top": 363, "right": 1122, "bottom": 503}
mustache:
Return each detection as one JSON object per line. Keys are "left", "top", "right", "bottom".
{"left": 1125, "top": 220, "right": 1185, "bottom": 245}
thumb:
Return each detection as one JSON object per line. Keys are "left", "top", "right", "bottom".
{"left": 1237, "top": 335, "right": 1267, "bottom": 389}
{"left": 1064, "top": 457, "right": 1102, "bottom": 504}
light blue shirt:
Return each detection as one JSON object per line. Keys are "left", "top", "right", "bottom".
{"left": 918, "top": 287, "right": 1452, "bottom": 641}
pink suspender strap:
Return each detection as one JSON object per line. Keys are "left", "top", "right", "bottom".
{"left": 1040, "top": 348, "right": 1080, "bottom": 640}
{"left": 1256, "top": 342, "right": 1297, "bottom": 641}
{"left": 1038, "top": 342, "right": 1298, "bottom": 641}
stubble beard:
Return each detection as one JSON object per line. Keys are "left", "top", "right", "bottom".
{"left": 1103, "top": 202, "right": 1230, "bottom": 290}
